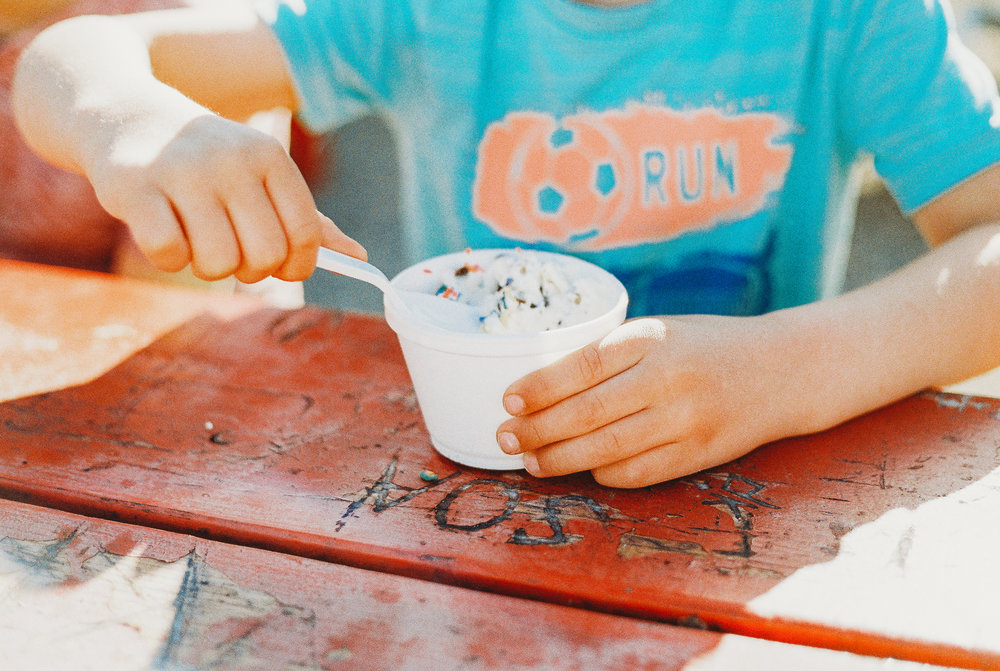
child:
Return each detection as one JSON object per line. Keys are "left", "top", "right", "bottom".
{"left": 12, "top": 0, "right": 1000, "bottom": 487}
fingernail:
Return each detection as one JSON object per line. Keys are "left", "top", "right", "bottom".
{"left": 497, "top": 431, "right": 519, "bottom": 454}
{"left": 522, "top": 451, "right": 539, "bottom": 475}
{"left": 503, "top": 394, "right": 526, "bottom": 415}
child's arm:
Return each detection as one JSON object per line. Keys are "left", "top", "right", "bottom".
{"left": 12, "top": 6, "right": 366, "bottom": 283}
{"left": 497, "top": 163, "right": 1000, "bottom": 488}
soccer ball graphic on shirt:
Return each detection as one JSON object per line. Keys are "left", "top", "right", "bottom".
{"left": 474, "top": 112, "right": 632, "bottom": 247}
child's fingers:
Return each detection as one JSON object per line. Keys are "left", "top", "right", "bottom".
{"left": 319, "top": 212, "right": 368, "bottom": 261}
{"left": 497, "top": 366, "right": 647, "bottom": 453}
{"left": 502, "top": 320, "right": 652, "bottom": 416}
{"left": 169, "top": 191, "right": 241, "bottom": 280}
{"left": 590, "top": 441, "right": 734, "bottom": 489}
{"left": 226, "top": 181, "right": 290, "bottom": 284}
{"left": 519, "top": 408, "right": 670, "bottom": 479}
{"left": 262, "top": 151, "right": 328, "bottom": 280}
{"left": 126, "top": 190, "right": 191, "bottom": 272}
{"left": 263, "top": 154, "right": 369, "bottom": 279}
{"left": 106, "top": 116, "right": 366, "bottom": 283}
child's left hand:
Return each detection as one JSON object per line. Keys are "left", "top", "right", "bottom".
{"left": 496, "top": 314, "right": 801, "bottom": 488}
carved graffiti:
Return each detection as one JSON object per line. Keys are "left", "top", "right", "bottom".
{"left": 341, "top": 460, "right": 782, "bottom": 561}
{"left": 435, "top": 479, "right": 520, "bottom": 532}
{"left": 690, "top": 472, "right": 780, "bottom": 559}
{"left": 336, "top": 457, "right": 460, "bottom": 532}
{"left": 508, "top": 494, "right": 613, "bottom": 547}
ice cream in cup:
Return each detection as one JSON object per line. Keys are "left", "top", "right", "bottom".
{"left": 383, "top": 248, "right": 628, "bottom": 470}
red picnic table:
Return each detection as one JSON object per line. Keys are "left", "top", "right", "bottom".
{"left": 1, "top": 259, "right": 998, "bottom": 670}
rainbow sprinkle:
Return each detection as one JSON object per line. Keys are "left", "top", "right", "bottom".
{"left": 435, "top": 285, "right": 461, "bottom": 301}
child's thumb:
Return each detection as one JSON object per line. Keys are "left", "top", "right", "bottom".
{"left": 318, "top": 210, "right": 368, "bottom": 261}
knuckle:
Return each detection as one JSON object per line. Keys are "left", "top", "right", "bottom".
{"left": 146, "top": 241, "right": 190, "bottom": 272}
{"left": 191, "top": 255, "right": 239, "bottom": 281}
{"left": 525, "top": 420, "right": 550, "bottom": 449}
{"left": 132, "top": 225, "right": 189, "bottom": 271}
{"left": 241, "top": 133, "right": 288, "bottom": 169}
{"left": 580, "top": 390, "right": 611, "bottom": 424}
{"left": 235, "top": 267, "right": 268, "bottom": 285}
{"left": 237, "top": 246, "right": 287, "bottom": 283}
{"left": 91, "top": 187, "right": 128, "bottom": 221}
{"left": 592, "top": 462, "right": 644, "bottom": 489}
{"left": 672, "top": 401, "right": 711, "bottom": 444}
{"left": 591, "top": 469, "right": 618, "bottom": 488}
{"left": 576, "top": 344, "right": 605, "bottom": 384}
{"left": 595, "top": 425, "right": 628, "bottom": 461}
{"left": 94, "top": 179, "right": 150, "bottom": 223}
{"left": 273, "top": 262, "right": 312, "bottom": 283}
{"left": 534, "top": 446, "right": 570, "bottom": 476}
{"left": 275, "top": 255, "right": 318, "bottom": 283}
{"left": 512, "top": 418, "right": 547, "bottom": 452}
{"left": 529, "top": 377, "right": 559, "bottom": 406}
{"left": 285, "top": 217, "right": 324, "bottom": 249}
{"left": 274, "top": 246, "right": 319, "bottom": 283}
{"left": 148, "top": 154, "right": 201, "bottom": 192}
{"left": 249, "top": 245, "right": 288, "bottom": 275}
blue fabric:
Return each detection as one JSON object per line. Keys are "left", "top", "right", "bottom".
{"left": 259, "top": 0, "right": 1000, "bottom": 316}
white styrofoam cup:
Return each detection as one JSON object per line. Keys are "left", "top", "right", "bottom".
{"left": 383, "top": 249, "right": 628, "bottom": 470}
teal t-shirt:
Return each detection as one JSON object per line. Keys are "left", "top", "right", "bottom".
{"left": 258, "top": 0, "right": 1000, "bottom": 316}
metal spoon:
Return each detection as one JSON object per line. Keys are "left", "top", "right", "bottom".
{"left": 315, "top": 247, "right": 481, "bottom": 331}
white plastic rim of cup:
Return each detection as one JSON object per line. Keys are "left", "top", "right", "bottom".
{"left": 383, "top": 249, "right": 629, "bottom": 470}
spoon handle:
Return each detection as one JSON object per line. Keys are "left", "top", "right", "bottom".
{"left": 315, "top": 247, "right": 392, "bottom": 293}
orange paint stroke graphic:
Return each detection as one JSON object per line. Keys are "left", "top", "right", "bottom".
{"left": 472, "top": 103, "right": 792, "bottom": 250}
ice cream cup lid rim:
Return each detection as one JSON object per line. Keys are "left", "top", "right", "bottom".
{"left": 383, "top": 248, "right": 629, "bottom": 355}
{"left": 384, "top": 290, "right": 628, "bottom": 356}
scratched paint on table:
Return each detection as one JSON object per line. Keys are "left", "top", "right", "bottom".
{"left": 2, "top": 311, "right": 998, "bottom": 585}
{"left": 0, "top": 536, "right": 319, "bottom": 669}
{"left": 3, "top": 307, "right": 1000, "bottom": 667}
{"left": 0, "top": 498, "right": 735, "bottom": 671}
{"left": 339, "top": 458, "right": 780, "bottom": 566}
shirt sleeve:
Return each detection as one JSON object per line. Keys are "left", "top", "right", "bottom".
{"left": 255, "top": 0, "right": 404, "bottom": 134}
{"left": 836, "top": 0, "right": 1000, "bottom": 213}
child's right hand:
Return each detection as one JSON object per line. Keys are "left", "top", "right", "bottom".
{"left": 11, "top": 8, "right": 366, "bottom": 284}
{"left": 86, "top": 109, "right": 366, "bottom": 284}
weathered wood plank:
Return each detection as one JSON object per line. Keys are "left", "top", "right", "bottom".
{"left": 2, "top": 261, "right": 998, "bottom": 669}
{"left": 0, "top": 499, "right": 963, "bottom": 671}
{"left": 0, "top": 499, "right": 727, "bottom": 670}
